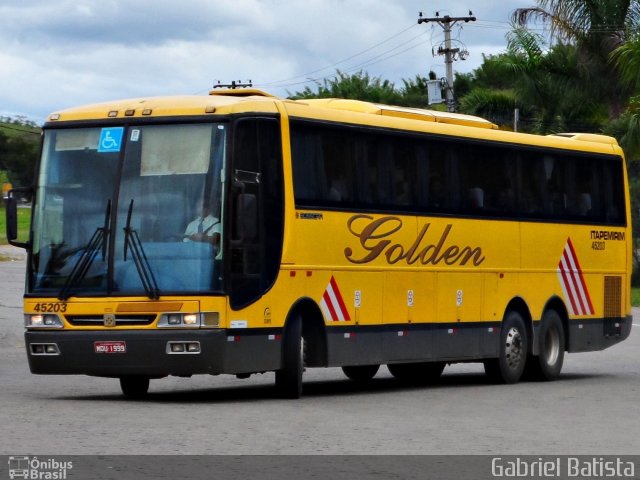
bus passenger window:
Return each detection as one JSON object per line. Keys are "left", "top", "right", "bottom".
{"left": 428, "top": 175, "right": 445, "bottom": 208}
{"left": 361, "top": 156, "right": 380, "bottom": 205}
{"left": 468, "top": 187, "right": 484, "bottom": 210}
{"left": 327, "top": 166, "right": 347, "bottom": 201}
{"left": 392, "top": 155, "right": 413, "bottom": 206}
{"left": 322, "top": 131, "right": 353, "bottom": 203}
{"left": 519, "top": 153, "right": 546, "bottom": 215}
{"left": 577, "top": 193, "right": 592, "bottom": 216}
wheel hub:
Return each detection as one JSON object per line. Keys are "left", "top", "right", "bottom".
{"left": 543, "top": 327, "right": 560, "bottom": 365}
{"left": 505, "top": 327, "right": 523, "bottom": 370}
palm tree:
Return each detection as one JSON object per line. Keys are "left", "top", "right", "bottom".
{"left": 458, "top": 88, "right": 520, "bottom": 129}
{"left": 513, "top": 0, "right": 640, "bottom": 118}
{"left": 458, "top": 28, "right": 605, "bottom": 133}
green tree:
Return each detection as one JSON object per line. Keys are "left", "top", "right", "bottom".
{"left": 513, "top": 0, "right": 640, "bottom": 118}
{"left": 397, "top": 75, "right": 430, "bottom": 107}
{"left": 0, "top": 128, "right": 39, "bottom": 187}
{"left": 452, "top": 72, "right": 473, "bottom": 100}
{"left": 469, "top": 54, "right": 519, "bottom": 91}
{"left": 611, "top": 29, "right": 640, "bottom": 154}
{"left": 457, "top": 29, "right": 606, "bottom": 133}
{"left": 288, "top": 70, "right": 403, "bottom": 105}
{"left": 458, "top": 88, "right": 520, "bottom": 129}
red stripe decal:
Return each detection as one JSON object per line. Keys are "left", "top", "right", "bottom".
{"left": 330, "top": 276, "right": 351, "bottom": 321}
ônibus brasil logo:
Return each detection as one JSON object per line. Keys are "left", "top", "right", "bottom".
{"left": 7, "top": 456, "right": 73, "bottom": 480}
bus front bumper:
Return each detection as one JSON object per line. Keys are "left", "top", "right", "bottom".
{"left": 25, "top": 329, "right": 281, "bottom": 377}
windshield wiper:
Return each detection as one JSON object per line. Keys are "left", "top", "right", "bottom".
{"left": 58, "top": 200, "right": 111, "bottom": 300}
{"left": 123, "top": 199, "right": 160, "bottom": 300}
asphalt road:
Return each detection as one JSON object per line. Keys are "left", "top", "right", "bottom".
{"left": 0, "top": 255, "right": 639, "bottom": 456}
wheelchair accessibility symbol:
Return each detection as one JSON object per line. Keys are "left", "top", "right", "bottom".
{"left": 98, "top": 127, "right": 124, "bottom": 153}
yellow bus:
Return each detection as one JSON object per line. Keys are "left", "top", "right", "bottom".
{"left": 5, "top": 89, "right": 631, "bottom": 398}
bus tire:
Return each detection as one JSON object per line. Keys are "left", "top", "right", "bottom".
{"left": 484, "top": 311, "right": 528, "bottom": 384}
{"left": 387, "top": 362, "right": 445, "bottom": 383}
{"left": 119, "top": 376, "right": 150, "bottom": 398}
{"left": 275, "top": 314, "right": 304, "bottom": 399}
{"left": 342, "top": 365, "right": 380, "bottom": 383}
{"left": 526, "top": 309, "right": 565, "bottom": 381}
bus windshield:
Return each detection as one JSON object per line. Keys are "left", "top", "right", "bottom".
{"left": 30, "top": 123, "right": 227, "bottom": 297}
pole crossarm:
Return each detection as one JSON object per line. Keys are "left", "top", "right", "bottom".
{"left": 418, "top": 15, "right": 476, "bottom": 25}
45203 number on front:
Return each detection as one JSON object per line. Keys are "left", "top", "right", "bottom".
{"left": 33, "top": 302, "right": 68, "bottom": 313}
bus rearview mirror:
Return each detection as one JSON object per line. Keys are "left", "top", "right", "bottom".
{"left": 6, "top": 195, "right": 18, "bottom": 241}
{"left": 5, "top": 188, "right": 30, "bottom": 249}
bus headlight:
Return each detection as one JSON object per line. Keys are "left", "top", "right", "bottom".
{"left": 24, "top": 314, "right": 63, "bottom": 329}
{"left": 157, "top": 312, "right": 220, "bottom": 328}
{"left": 183, "top": 314, "right": 198, "bottom": 325}
{"left": 158, "top": 313, "right": 202, "bottom": 328}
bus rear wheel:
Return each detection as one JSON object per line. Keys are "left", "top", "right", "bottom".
{"left": 275, "top": 314, "right": 304, "bottom": 399}
{"left": 342, "top": 365, "right": 380, "bottom": 383}
{"left": 484, "top": 310, "right": 528, "bottom": 384}
{"left": 119, "top": 376, "right": 150, "bottom": 398}
{"left": 526, "top": 309, "right": 565, "bottom": 381}
{"left": 387, "top": 362, "right": 445, "bottom": 383}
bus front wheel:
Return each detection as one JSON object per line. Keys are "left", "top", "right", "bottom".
{"left": 526, "top": 309, "right": 565, "bottom": 381}
{"left": 275, "top": 315, "right": 304, "bottom": 399}
{"left": 119, "top": 376, "right": 150, "bottom": 398}
{"left": 484, "top": 311, "right": 528, "bottom": 384}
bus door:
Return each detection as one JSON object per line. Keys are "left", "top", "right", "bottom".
{"left": 228, "top": 117, "right": 284, "bottom": 310}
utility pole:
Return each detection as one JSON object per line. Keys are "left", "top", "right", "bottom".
{"left": 418, "top": 11, "right": 476, "bottom": 112}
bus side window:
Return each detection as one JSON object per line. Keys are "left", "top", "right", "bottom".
{"left": 543, "top": 155, "right": 567, "bottom": 217}
{"left": 519, "top": 153, "right": 546, "bottom": 215}
{"left": 360, "top": 145, "right": 380, "bottom": 205}
{"left": 602, "top": 158, "right": 625, "bottom": 224}
{"left": 291, "top": 128, "right": 324, "bottom": 203}
{"left": 573, "top": 156, "right": 598, "bottom": 219}
{"left": 323, "top": 130, "right": 353, "bottom": 203}
{"left": 425, "top": 142, "right": 449, "bottom": 210}
{"left": 458, "top": 145, "right": 485, "bottom": 212}
{"left": 391, "top": 142, "right": 415, "bottom": 207}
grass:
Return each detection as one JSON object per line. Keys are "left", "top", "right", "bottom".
{"left": 631, "top": 288, "right": 640, "bottom": 308}
{"left": 0, "top": 204, "right": 31, "bottom": 245}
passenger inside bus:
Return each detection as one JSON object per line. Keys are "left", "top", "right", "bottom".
{"left": 327, "top": 169, "right": 348, "bottom": 201}
{"left": 427, "top": 174, "right": 446, "bottom": 208}
{"left": 468, "top": 187, "right": 484, "bottom": 210}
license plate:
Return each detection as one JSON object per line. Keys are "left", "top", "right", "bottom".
{"left": 94, "top": 341, "right": 126, "bottom": 354}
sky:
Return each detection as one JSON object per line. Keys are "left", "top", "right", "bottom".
{"left": 0, "top": 0, "right": 532, "bottom": 123}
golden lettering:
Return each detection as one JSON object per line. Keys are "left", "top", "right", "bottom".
{"left": 345, "top": 215, "right": 402, "bottom": 264}
{"left": 344, "top": 215, "right": 485, "bottom": 267}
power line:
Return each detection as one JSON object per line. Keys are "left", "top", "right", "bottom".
{"left": 255, "top": 35, "right": 430, "bottom": 92}
{"left": 260, "top": 23, "right": 419, "bottom": 88}
{"left": 308, "top": 33, "right": 429, "bottom": 82}
{"left": 193, "top": 24, "right": 426, "bottom": 96}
